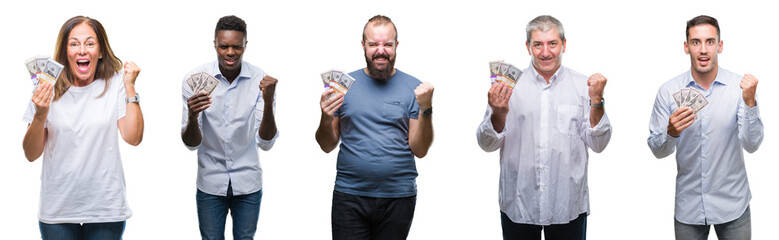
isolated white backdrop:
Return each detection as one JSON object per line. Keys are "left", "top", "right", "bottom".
{"left": 0, "top": 0, "right": 775, "bottom": 239}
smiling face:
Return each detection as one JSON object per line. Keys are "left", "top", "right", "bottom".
{"left": 526, "top": 28, "right": 565, "bottom": 80}
{"left": 214, "top": 30, "right": 246, "bottom": 76}
{"left": 66, "top": 22, "right": 101, "bottom": 82}
{"left": 362, "top": 22, "right": 397, "bottom": 81}
{"left": 685, "top": 24, "right": 722, "bottom": 75}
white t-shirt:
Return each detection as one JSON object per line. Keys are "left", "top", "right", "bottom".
{"left": 23, "top": 73, "right": 131, "bottom": 224}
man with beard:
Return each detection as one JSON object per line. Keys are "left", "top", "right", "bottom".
{"left": 648, "top": 15, "right": 763, "bottom": 240}
{"left": 181, "top": 15, "right": 279, "bottom": 239}
{"left": 315, "top": 15, "right": 434, "bottom": 239}
{"left": 476, "top": 15, "right": 611, "bottom": 239}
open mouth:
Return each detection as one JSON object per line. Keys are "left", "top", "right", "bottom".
{"left": 224, "top": 59, "right": 237, "bottom": 66}
{"left": 697, "top": 56, "right": 710, "bottom": 66}
{"left": 76, "top": 59, "right": 90, "bottom": 72}
{"left": 372, "top": 53, "right": 390, "bottom": 64}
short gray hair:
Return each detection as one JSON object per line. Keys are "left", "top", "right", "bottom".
{"left": 526, "top": 15, "right": 565, "bottom": 44}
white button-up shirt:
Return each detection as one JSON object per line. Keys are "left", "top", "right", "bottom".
{"left": 181, "top": 61, "right": 278, "bottom": 196}
{"left": 477, "top": 63, "right": 612, "bottom": 225}
{"left": 648, "top": 67, "right": 763, "bottom": 225}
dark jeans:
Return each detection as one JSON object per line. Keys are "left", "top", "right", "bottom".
{"left": 39, "top": 221, "right": 125, "bottom": 240}
{"left": 331, "top": 190, "right": 416, "bottom": 240}
{"left": 501, "top": 211, "right": 587, "bottom": 240}
{"left": 196, "top": 184, "right": 262, "bottom": 240}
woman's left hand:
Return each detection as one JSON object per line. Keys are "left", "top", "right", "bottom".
{"left": 123, "top": 61, "right": 141, "bottom": 86}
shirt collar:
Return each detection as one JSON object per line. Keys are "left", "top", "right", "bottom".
{"left": 685, "top": 67, "right": 727, "bottom": 88}
{"left": 211, "top": 60, "right": 251, "bottom": 82}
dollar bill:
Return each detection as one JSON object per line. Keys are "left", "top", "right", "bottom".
{"left": 320, "top": 69, "right": 356, "bottom": 98}
{"left": 690, "top": 91, "right": 708, "bottom": 113}
{"left": 672, "top": 91, "right": 682, "bottom": 108}
{"left": 489, "top": 61, "right": 520, "bottom": 89}
{"left": 489, "top": 60, "right": 503, "bottom": 83}
{"left": 330, "top": 71, "right": 354, "bottom": 95}
{"left": 25, "top": 57, "right": 38, "bottom": 78}
{"left": 35, "top": 57, "right": 49, "bottom": 74}
{"left": 186, "top": 72, "right": 219, "bottom": 95}
{"left": 507, "top": 64, "right": 522, "bottom": 83}
{"left": 673, "top": 87, "right": 708, "bottom": 120}
{"left": 320, "top": 70, "right": 332, "bottom": 87}
{"left": 37, "top": 58, "right": 63, "bottom": 86}
{"left": 24, "top": 55, "right": 51, "bottom": 86}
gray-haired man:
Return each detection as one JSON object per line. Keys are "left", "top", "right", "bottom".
{"left": 476, "top": 15, "right": 612, "bottom": 239}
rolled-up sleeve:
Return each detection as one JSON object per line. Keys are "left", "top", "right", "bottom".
{"left": 476, "top": 106, "right": 506, "bottom": 152}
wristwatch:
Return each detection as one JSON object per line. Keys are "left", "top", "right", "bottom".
{"left": 589, "top": 98, "right": 604, "bottom": 108}
{"left": 126, "top": 93, "right": 140, "bottom": 104}
{"left": 422, "top": 107, "right": 433, "bottom": 116}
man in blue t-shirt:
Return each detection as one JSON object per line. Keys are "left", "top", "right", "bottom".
{"left": 316, "top": 15, "right": 434, "bottom": 240}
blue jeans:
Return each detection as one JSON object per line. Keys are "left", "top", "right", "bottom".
{"left": 39, "top": 221, "right": 125, "bottom": 240}
{"left": 500, "top": 211, "right": 587, "bottom": 240}
{"left": 674, "top": 206, "right": 751, "bottom": 240}
{"left": 331, "top": 190, "right": 416, "bottom": 240}
{"left": 196, "top": 185, "right": 262, "bottom": 240}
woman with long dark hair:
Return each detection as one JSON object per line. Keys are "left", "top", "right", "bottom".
{"left": 22, "top": 16, "right": 144, "bottom": 240}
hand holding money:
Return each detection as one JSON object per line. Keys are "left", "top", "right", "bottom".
{"left": 123, "top": 61, "right": 141, "bottom": 86}
{"left": 260, "top": 75, "right": 278, "bottom": 103}
{"left": 320, "top": 88, "right": 343, "bottom": 120}
{"left": 488, "top": 82, "right": 512, "bottom": 118}
{"left": 587, "top": 73, "right": 607, "bottom": 103}
{"left": 31, "top": 83, "right": 54, "bottom": 120}
{"left": 673, "top": 87, "right": 708, "bottom": 121}
{"left": 414, "top": 82, "right": 434, "bottom": 110}
{"left": 668, "top": 107, "right": 694, "bottom": 137}
{"left": 740, "top": 74, "right": 758, "bottom": 107}
{"left": 187, "top": 92, "right": 211, "bottom": 117}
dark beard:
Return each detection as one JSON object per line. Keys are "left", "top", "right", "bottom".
{"left": 364, "top": 53, "right": 395, "bottom": 82}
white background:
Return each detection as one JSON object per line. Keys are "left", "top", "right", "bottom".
{"left": 0, "top": 0, "right": 775, "bottom": 239}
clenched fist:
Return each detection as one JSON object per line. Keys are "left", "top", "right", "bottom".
{"left": 260, "top": 75, "right": 278, "bottom": 103}
{"left": 414, "top": 82, "right": 434, "bottom": 109}
{"left": 123, "top": 61, "right": 141, "bottom": 86}
{"left": 587, "top": 73, "right": 607, "bottom": 103}
{"left": 740, "top": 74, "right": 758, "bottom": 107}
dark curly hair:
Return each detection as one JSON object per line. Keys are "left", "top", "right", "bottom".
{"left": 215, "top": 15, "right": 247, "bottom": 39}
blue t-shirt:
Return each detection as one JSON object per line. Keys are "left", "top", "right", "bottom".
{"left": 334, "top": 69, "right": 421, "bottom": 198}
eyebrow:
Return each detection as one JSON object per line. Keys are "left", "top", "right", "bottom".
{"left": 218, "top": 44, "right": 244, "bottom": 47}
{"left": 69, "top": 36, "right": 96, "bottom": 41}
{"left": 690, "top": 37, "right": 717, "bottom": 41}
